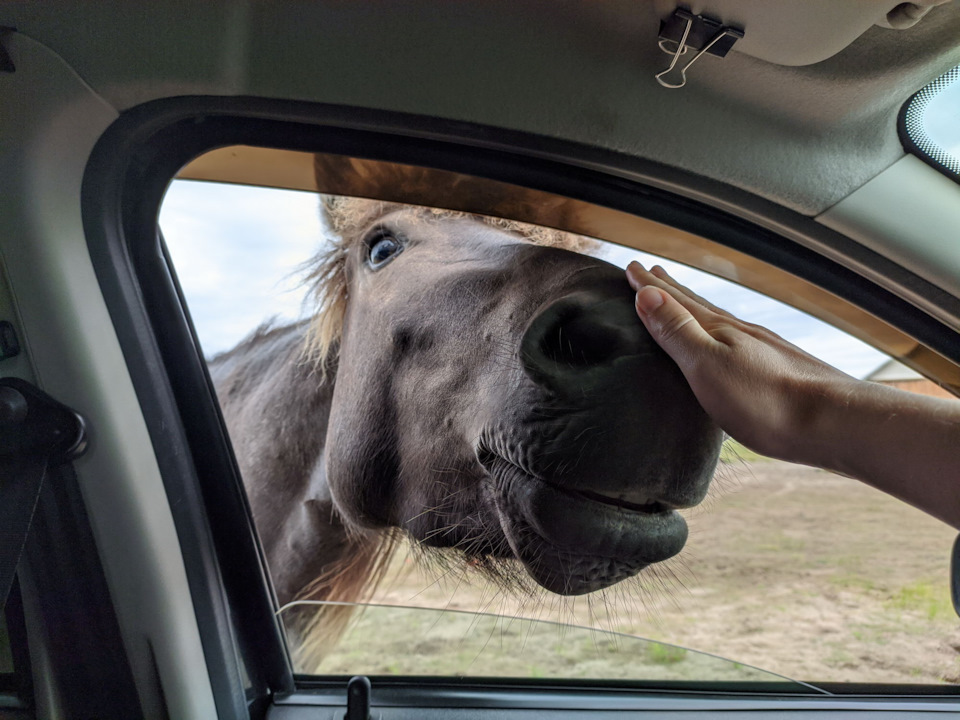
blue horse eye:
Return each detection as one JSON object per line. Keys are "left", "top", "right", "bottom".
{"left": 369, "top": 235, "right": 401, "bottom": 267}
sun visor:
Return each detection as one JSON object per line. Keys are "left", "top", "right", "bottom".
{"left": 653, "top": 0, "right": 952, "bottom": 67}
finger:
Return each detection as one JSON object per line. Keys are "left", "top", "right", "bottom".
{"left": 634, "top": 286, "right": 717, "bottom": 368}
{"left": 625, "top": 261, "right": 650, "bottom": 291}
{"left": 627, "top": 262, "right": 718, "bottom": 326}
{"left": 648, "top": 265, "right": 738, "bottom": 320}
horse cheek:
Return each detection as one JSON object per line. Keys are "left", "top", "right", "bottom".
{"left": 324, "top": 365, "right": 402, "bottom": 530}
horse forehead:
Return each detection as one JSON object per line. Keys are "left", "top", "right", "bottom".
{"left": 392, "top": 213, "right": 524, "bottom": 248}
{"left": 364, "top": 209, "right": 599, "bottom": 286}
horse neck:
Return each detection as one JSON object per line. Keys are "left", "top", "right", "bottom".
{"left": 211, "top": 324, "right": 390, "bottom": 607}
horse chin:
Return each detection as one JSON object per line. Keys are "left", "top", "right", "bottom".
{"left": 481, "top": 455, "right": 689, "bottom": 596}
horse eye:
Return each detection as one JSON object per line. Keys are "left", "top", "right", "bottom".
{"left": 367, "top": 234, "right": 403, "bottom": 268}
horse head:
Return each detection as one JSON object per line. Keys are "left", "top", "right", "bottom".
{"left": 305, "top": 163, "right": 723, "bottom": 597}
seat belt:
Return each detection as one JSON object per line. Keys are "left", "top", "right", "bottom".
{"left": 0, "top": 377, "right": 86, "bottom": 611}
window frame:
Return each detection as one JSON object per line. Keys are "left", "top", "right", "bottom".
{"left": 81, "top": 96, "right": 960, "bottom": 716}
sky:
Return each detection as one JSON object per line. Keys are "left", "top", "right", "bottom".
{"left": 159, "top": 180, "right": 887, "bottom": 379}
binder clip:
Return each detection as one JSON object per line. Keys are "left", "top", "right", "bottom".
{"left": 655, "top": 7, "right": 744, "bottom": 89}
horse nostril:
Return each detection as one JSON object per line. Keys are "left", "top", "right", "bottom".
{"left": 522, "top": 292, "right": 637, "bottom": 383}
{"left": 539, "top": 309, "right": 622, "bottom": 368}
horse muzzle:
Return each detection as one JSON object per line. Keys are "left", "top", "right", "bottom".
{"left": 476, "top": 284, "right": 723, "bottom": 594}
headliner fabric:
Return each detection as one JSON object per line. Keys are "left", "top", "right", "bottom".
{"left": 4, "top": 1, "right": 960, "bottom": 215}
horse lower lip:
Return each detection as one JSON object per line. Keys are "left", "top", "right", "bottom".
{"left": 518, "top": 480, "right": 686, "bottom": 558}
{"left": 483, "top": 455, "right": 687, "bottom": 562}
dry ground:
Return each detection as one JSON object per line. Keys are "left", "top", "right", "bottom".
{"left": 298, "top": 458, "right": 960, "bottom": 686}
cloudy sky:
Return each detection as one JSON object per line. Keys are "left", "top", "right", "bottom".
{"left": 159, "top": 180, "right": 887, "bottom": 378}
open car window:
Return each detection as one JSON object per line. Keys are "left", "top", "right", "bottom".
{"left": 158, "top": 159, "right": 959, "bottom": 692}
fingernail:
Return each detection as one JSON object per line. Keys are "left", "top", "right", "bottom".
{"left": 635, "top": 286, "right": 664, "bottom": 315}
{"left": 626, "top": 262, "right": 644, "bottom": 289}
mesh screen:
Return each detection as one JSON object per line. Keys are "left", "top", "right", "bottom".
{"left": 903, "top": 65, "right": 960, "bottom": 178}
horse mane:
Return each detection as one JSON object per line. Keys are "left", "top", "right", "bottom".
{"left": 301, "top": 196, "right": 598, "bottom": 377}
{"left": 288, "top": 529, "right": 402, "bottom": 672}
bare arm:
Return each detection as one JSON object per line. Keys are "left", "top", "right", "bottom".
{"left": 626, "top": 262, "right": 960, "bottom": 530}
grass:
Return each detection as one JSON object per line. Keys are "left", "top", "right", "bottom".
{"left": 718, "top": 438, "right": 767, "bottom": 464}
{"left": 647, "top": 643, "right": 688, "bottom": 665}
{"left": 887, "top": 580, "right": 954, "bottom": 621}
{"left": 306, "top": 604, "right": 770, "bottom": 682}
{"left": 829, "top": 576, "right": 878, "bottom": 593}
{"left": 757, "top": 532, "right": 807, "bottom": 553}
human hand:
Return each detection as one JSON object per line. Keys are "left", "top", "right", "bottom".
{"left": 626, "top": 261, "right": 960, "bottom": 528}
{"left": 625, "top": 262, "right": 855, "bottom": 465}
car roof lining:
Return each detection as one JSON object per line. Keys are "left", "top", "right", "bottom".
{"left": 5, "top": 1, "right": 960, "bottom": 216}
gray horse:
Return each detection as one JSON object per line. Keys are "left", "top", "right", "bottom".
{"left": 209, "top": 171, "right": 722, "bottom": 660}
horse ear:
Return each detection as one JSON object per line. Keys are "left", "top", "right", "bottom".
{"left": 317, "top": 194, "right": 344, "bottom": 235}
{"left": 315, "top": 152, "right": 443, "bottom": 199}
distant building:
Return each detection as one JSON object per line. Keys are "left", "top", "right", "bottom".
{"left": 864, "top": 359, "right": 954, "bottom": 400}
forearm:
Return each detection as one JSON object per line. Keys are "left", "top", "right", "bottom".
{"left": 798, "top": 379, "right": 960, "bottom": 529}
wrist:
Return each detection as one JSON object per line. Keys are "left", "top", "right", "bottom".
{"left": 770, "top": 376, "right": 860, "bottom": 470}
{"left": 773, "top": 375, "right": 862, "bottom": 471}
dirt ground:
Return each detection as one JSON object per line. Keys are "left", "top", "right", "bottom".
{"left": 301, "top": 458, "right": 960, "bottom": 686}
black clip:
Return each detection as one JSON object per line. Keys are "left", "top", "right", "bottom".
{"left": 0, "top": 378, "right": 87, "bottom": 463}
{"left": 0, "top": 321, "right": 21, "bottom": 360}
{"left": 656, "top": 7, "right": 744, "bottom": 89}
{"left": 0, "top": 27, "right": 16, "bottom": 74}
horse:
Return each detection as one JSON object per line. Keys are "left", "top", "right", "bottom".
{"left": 208, "top": 157, "right": 724, "bottom": 665}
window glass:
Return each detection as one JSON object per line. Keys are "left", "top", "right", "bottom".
{"left": 903, "top": 64, "right": 960, "bottom": 179}
{"left": 160, "top": 175, "right": 957, "bottom": 688}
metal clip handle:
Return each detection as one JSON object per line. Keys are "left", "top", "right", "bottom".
{"left": 655, "top": 7, "right": 744, "bottom": 89}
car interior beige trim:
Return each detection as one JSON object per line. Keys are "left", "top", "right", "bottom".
{"left": 818, "top": 155, "right": 960, "bottom": 302}
{"left": 178, "top": 146, "right": 960, "bottom": 395}
{"left": 0, "top": 31, "right": 217, "bottom": 720}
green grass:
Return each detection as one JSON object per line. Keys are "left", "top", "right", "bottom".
{"left": 646, "top": 643, "right": 688, "bottom": 665}
{"left": 887, "top": 580, "right": 953, "bottom": 621}
{"left": 304, "top": 604, "right": 769, "bottom": 682}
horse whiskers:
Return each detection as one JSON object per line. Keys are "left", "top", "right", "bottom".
{"left": 403, "top": 493, "right": 468, "bottom": 525}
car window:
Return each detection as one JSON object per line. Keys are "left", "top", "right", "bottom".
{"left": 159, "top": 174, "right": 958, "bottom": 689}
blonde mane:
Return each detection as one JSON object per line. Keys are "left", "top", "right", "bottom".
{"left": 301, "top": 196, "right": 598, "bottom": 376}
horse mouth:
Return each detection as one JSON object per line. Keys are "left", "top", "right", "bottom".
{"left": 479, "top": 453, "right": 688, "bottom": 596}
{"left": 575, "top": 488, "right": 669, "bottom": 514}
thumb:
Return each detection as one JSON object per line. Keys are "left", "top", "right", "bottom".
{"left": 634, "top": 286, "right": 713, "bottom": 363}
